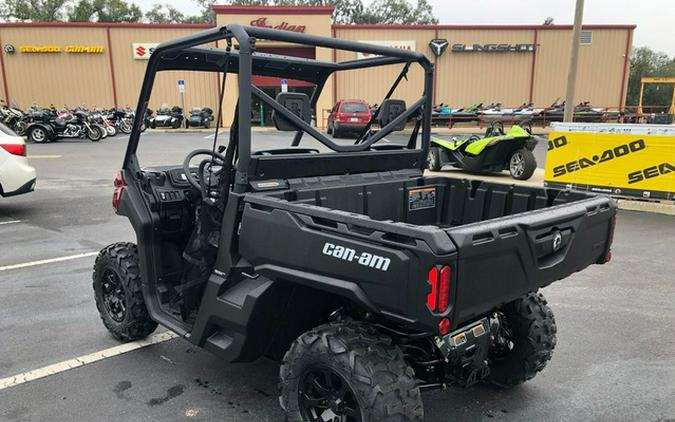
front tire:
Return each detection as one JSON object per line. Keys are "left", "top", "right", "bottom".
{"left": 93, "top": 243, "right": 157, "bottom": 342}
{"left": 509, "top": 148, "right": 537, "bottom": 180}
{"left": 427, "top": 146, "right": 442, "bottom": 171}
{"left": 280, "top": 322, "right": 423, "bottom": 422}
{"left": 87, "top": 126, "right": 102, "bottom": 142}
{"left": 486, "top": 292, "right": 557, "bottom": 388}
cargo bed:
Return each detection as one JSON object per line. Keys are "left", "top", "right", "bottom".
{"left": 239, "top": 174, "right": 616, "bottom": 330}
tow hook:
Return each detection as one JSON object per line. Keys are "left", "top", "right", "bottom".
{"left": 434, "top": 317, "right": 497, "bottom": 387}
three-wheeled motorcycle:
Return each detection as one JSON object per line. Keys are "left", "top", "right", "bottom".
{"left": 427, "top": 122, "right": 539, "bottom": 180}
{"left": 185, "top": 107, "right": 213, "bottom": 128}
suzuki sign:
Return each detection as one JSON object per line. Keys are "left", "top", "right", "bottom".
{"left": 132, "top": 43, "right": 159, "bottom": 60}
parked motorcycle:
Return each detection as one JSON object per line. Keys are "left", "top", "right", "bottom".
{"left": 185, "top": 107, "right": 213, "bottom": 128}
{"left": 109, "top": 108, "right": 133, "bottom": 134}
{"left": 150, "top": 104, "right": 184, "bottom": 129}
{"left": 26, "top": 109, "right": 102, "bottom": 143}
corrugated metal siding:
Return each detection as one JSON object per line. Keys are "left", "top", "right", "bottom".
{"left": 109, "top": 27, "right": 218, "bottom": 111}
{"left": 0, "top": 27, "right": 113, "bottom": 108}
{"left": 0, "top": 24, "right": 631, "bottom": 117}
{"left": 435, "top": 29, "right": 534, "bottom": 108}
{"left": 333, "top": 28, "right": 435, "bottom": 107}
{"left": 533, "top": 29, "right": 630, "bottom": 108}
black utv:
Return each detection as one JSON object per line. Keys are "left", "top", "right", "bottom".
{"left": 93, "top": 25, "right": 617, "bottom": 421}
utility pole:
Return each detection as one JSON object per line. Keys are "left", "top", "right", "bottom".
{"left": 564, "top": 0, "right": 585, "bottom": 122}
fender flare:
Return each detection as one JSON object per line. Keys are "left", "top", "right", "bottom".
{"left": 27, "top": 122, "right": 55, "bottom": 139}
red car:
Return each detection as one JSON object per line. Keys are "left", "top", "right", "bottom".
{"left": 327, "top": 99, "right": 371, "bottom": 138}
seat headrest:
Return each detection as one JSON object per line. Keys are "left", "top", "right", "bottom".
{"left": 272, "top": 92, "right": 311, "bottom": 131}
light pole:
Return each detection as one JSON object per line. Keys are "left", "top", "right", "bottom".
{"left": 564, "top": 0, "right": 585, "bottom": 122}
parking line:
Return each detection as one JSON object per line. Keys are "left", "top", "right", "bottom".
{"left": 203, "top": 130, "right": 226, "bottom": 139}
{"left": 0, "top": 220, "right": 22, "bottom": 225}
{"left": 28, "top": 155, "right": 62, "bottom": 159}
{"left": 0, "top": 251, "right": 99, "bottom": 272}
{"left": 0, "top": 331, "right": 178, "bottom": 391}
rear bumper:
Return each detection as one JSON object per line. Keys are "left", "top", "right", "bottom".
{"left": 2, "top": 177, "right": 36, "bottom": 197}
{"left": 335, "top": 122, "right": 367, "bottom": 131}
{"left": 0, "top": 155, "right": 37, "bottom": 197}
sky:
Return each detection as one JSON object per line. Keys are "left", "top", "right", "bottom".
{"left": 139, "top": 0, "right": 675, "bottom": 56}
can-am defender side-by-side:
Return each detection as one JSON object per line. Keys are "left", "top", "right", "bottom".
{"left": 427, "top": 121, "right": 540, "bottom": 180}
{"left": 93, "top": 25, "right": 617, "bottom": 421}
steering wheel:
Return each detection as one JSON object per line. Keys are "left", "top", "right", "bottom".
{"left": 182, "top": 149, "right": 227, "bottom": 199}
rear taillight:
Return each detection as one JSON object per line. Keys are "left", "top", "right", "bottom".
{"left": 426, "top": 267, "right": 438, "bottom": 311}
{"left": 0, "top": 144, "right": 26, "bottom": 156}
{"left": 112, "top": 170, "right": 126, "bottom": 212}
{"left": 427, "top": 265, "right": 452, "bottom": 313}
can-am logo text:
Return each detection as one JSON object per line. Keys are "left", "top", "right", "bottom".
{"left": 322, "top": 242, "right": 391, "bottom": 271}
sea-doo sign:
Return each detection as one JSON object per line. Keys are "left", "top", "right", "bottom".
{"left": 451, "top": 43, "right": 537, "bottom": 53}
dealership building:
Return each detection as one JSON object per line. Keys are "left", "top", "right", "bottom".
{"left": 0, "top": 6, "right": 634, "bottom": 127}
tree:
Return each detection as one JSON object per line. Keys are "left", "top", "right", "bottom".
{"left": 69, "top": 0, "right": 142, "bottom": 22}
{"left": 0, "top": 0, "right": 70, "bottom": 22}
{"left": 145, "top": 3, "right": 187, "bottom": 23}
{"left": 626, "top": 47, "right": 675, "bottom": 110}
{"left": 188, "top": 0, "right": 438, "bottom": 25}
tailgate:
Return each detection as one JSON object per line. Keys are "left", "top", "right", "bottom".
{"left": 446, "top": 196, "right": 616, "bottom": 324}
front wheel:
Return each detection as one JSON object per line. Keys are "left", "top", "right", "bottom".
{"left": 280, "top": 322, "right": 424, "bottom": 422}
{"left": 92, "top": 242, "right": 158, "bottom": 341}
{"left": 427, "top": 146, "right": 442, "bottom": 171}
{"left": 486, "top": 292, "right": 557, "bottom": 388}
{"left": 87, "top": 126, "right": 102, "bottom": 142}
{"left": 509, "top": 148, "right": 537, "bottom": 180}
{"left": 171, "top": 119, "right": 181, "bottom": 129}
{"left": 118, "top": 119, "right": 132, "bottom": 134}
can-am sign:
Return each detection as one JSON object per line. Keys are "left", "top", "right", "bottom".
{"left": 356, "top": 41, "right": 416, "bottom": 59}
{"left": 451, "top": 43, "right": 537, "bottom": 53}
{"left": 17, "top": 45, "right": 104, "bottom": 54}
{"left": 132, "top": 43, "right": 159, "bottom": 60}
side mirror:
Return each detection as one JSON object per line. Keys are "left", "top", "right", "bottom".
{"left": 377, "top": 99, "right": 407, "bottom": 131}
{"left": 272, "top": 92, "right": 311, "bottom": 131}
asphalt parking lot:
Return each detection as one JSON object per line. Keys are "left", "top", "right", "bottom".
{"left": 0, "top": 131, "right": 673, "bottom": 422}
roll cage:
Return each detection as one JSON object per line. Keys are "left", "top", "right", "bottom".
{"left": 124, "top": 24, "right": 434, "bottom": 192}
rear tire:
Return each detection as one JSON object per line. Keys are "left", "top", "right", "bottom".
{"left": 486, "top": 292, "right": 557, "bottom": 388}
{"left": 280, "top": 322, "right": 423, "bottom": 422}
{"left": 509, "top": 148, "right": 537, "bottom": 180}
{"left": 171, "top": 119, "right": 181, "bottom": 129}
{"left": 28, "top": 126, "right": 48, "bottom": 143}
{"left": 93, "top": 242, "right": 158, "bottom": 342}
{"left": 427, "top": 146, "right": 442, "bottom": 171}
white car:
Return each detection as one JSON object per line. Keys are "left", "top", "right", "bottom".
{"left": 0, "top": 122, "right": 36, "bottom": 197}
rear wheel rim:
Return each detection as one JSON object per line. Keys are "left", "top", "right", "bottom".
{"left": 299, "top": 366, "right": 361, "bottom": 422}
{"left": 510, "top": 152, "right": 525, "bottom": 177}
{"left": 32, "top": 128, "right": 45, "bottom": 141}
{"left": 101, "top": 269, "right": 126, "bottom": 323}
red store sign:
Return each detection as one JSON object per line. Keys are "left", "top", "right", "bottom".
{"left": 249, "top": 17, "right": 306, "bottom": 33}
